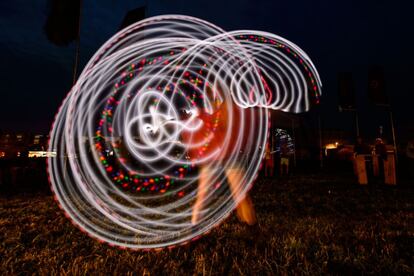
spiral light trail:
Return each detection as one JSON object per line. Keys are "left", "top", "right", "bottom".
{"left": 48, "top": 15, "right": 321, "bottom": 249}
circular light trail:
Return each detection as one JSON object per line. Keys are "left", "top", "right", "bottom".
{"left": 48, "top": 15, "right": 321, "bottom": 249}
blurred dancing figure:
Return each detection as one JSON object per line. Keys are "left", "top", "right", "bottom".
{"left": 182, "top": 92, "right": 257, "bottom": 226}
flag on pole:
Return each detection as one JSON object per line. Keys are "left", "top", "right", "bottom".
{"left": 44, "top": 0, "right": 81, "bottom": 46}
{"left": 338, "top": 72, "right": 356, "bottom": 111}
{"left": 368, "top": 65, "right": 388, "bottom": 106}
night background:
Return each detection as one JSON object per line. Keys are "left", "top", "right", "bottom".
{"left": 0, "top": 0, "right": 413, "bottom": 274}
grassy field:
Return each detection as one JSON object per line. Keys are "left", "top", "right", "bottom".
{"left": 1, "top": 173, "right": 413, "bottom": 275}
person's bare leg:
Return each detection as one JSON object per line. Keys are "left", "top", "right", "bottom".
{"left": 225, "top": 167, "right": 257, "bottom": 225}
{"left": 191, "top": 166, "right": 210, "bottom": 225}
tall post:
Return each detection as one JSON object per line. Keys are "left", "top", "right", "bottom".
{"left": 389, "top": 109, "right": 398, "bottom": 163}
{"left": 65, "top": 0, "right": 83, "bottom": 182}
{"left": 72, "top": 0, "right": 83, "bottom": 85}
{"left": 355, "top": 111, "right": 360, "bottom": 137}
{"left": 318, "top": 114, "right": 323, "bottom": 169}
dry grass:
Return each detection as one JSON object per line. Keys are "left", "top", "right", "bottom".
{"left": 0, "top": 173, "right": 413, "bottom": 275}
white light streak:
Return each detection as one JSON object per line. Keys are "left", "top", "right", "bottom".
{"left": 48, "top": 15, "right": 321, "bottom": 249}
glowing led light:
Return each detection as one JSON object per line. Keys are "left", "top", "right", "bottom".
{"left": 48, "top": 15, "right": 321, "bottom": 249}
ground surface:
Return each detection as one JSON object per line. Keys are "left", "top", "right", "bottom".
{"left": 1, "top": 173, "right": 413, "bottom": 275}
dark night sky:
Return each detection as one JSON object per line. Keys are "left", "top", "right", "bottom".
{"left": 1, "top": 0, "right": 413, "bottom": 140}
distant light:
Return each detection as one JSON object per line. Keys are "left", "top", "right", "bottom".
{"left": 28, "top": 151, "right": 57, "bottom": 158}
{"left": 324, "top": 143, "right": 338, "bottom": 156}
{"left": 325, "top": 143, "right": 338, "bottom": 150}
